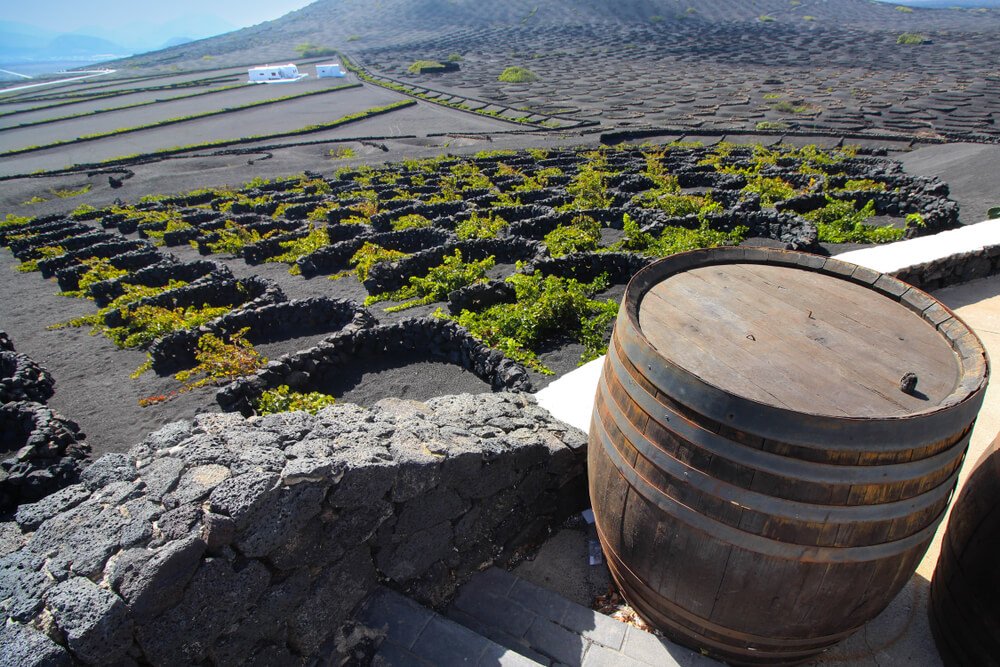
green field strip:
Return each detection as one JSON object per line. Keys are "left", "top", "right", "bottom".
{"left": 0, "top": 83, "right": 251, "bottom": 132}
{"left": 0, "top": 83, "right": 258, "bottom": 132}
{"left": 0, "top": 70, "right": 222, "bottom": 104}
{"left": 1, "top": 58, "right": 336, "bottom": 105}
{"left": 0, "top": 83, "right": 364, "bottom": 157}
{"left": 40, "top": 73, "right": 239, "bottom": 99}
{"left": 0, "top": 74, "right": 240, "bottom": 109}
{"left": 0, "top": 99, "right": 417, "bottom": 177}
{"left": 0, "top": 71, "right": 176, "bottom": 103}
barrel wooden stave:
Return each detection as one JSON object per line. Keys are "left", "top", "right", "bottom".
{"left": 608, "top": 341, "right": 967, "bottom": 511}
{"left": 929, "top": 436, "right": 1000, "bottom": 666}
{"left": 589, "top": 248, "right": 988, "bottom": 665}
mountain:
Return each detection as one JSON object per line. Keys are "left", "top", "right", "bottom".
{"left": 46, "top": 34, "right": 126, "bottom": 57}
{"left": 108, "top": 0, "right": 1000, "bottom": 70}
{"left": 159, "top": 37, "right": 195, "bottom": 50}
{"left": 885, "top": 1, "right": 1000, "bottom": 7}
{"left": 0, "top": 21, "right": 126, "bottom": 63}
{"left": 0, "top": 13, "right": 237, "bottom": 64}
{"left": 74, "top": 15, "right": 237, "bottom": 53}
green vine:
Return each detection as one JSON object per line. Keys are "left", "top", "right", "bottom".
{"left": 614, "top": 214, "right": 748, "bottom": 256}
{"left": 267, "top": 224, "right": 330, "bottom": 273}
{"left": 105, "top": 303, "right": 232, "bottom": 349}
{"left": 445, "top": 271, "right": 618, "bottom": 374}
{"left": 544, "top": 215, "right": 602, "bottom": 257}
{"left": 456, "top": 211, "right": 508, "bottom": 240}
{"left": 255, "top": 385, "right": 337, "bottom": 415}
{"left": 366, "top": 250, "right": 494, "bottom": 311}
{"left": 204, "top": 221, "right": 270, "bottom": 256}
{"left": 337, "top": 242, "right": 409, "bottom": 282}
{"left": 59, "top": 257, "right": 129, "bottom": 297}
{"left": 806, "top": 197, "right": 904, "bottom": 243}
{"left": 16, "top": 245, "right": 65, "bottom": 272}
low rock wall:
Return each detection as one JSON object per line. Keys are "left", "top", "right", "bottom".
{"left": 102, "top": 273, "right": 284, "bottom": 328}
{"left": 0, "top": 336, "right": 89, "bottom": 513}
{"left": 218, "top": 318, "right": 533, "bottom": 415}
{"left": 89, "top": 260, "right": 214, "bottom": 307}
{"left": 527, "top": 251, "right": 653, "bottom": 286}
{"left": 0, "top": 393, "right": 587, "bottom": 665}
{"left": 295, "top": 227, "right": 454, "bottom": 277}
{"left": 0, "top": 402, "right": 89, "bottom": 513}
{"left": 11, "top": 230, "right": 110, "bottom": 261}
{"left": 55, "top": 248, "right": 162, "bottom": 292}
{"left": 892, "top": 245, "right": 1000, "bottom": 291}
{"left": 148, "top": 298, "right": 375, "bottom": 374}
{"left": 0, "top": 218, "right": 73, "bottom": 246}
{"left": 6, "top": 223, "right": 92, "bottom": 256}
{"left": 363, "top": 238, "right": 544, "bottom": 294}
{"left": 39, "top": 240, "right": 151, "bottom": 278}
{"left": 0, "top": 353, "right": 54, "bottom": 405}
{"left": 447, "top": 280, "right": 516, "bottom": 314}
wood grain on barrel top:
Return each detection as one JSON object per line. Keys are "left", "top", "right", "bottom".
{"left": 638, "top": 263, "right": 961, "bottom": 418}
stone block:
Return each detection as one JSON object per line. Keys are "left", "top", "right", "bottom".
{"left": 14, "top": 485, "right": 91, "bottom": 530}
{"left": 395, "top": 488, "right": 468, "bottom": 535}
{"left": 377, "top": 521, "right": 453, "bottom": 582}
{"left": 524, "top": 617, "right": 588, "bottom": 667}
{"left": 235, "top": 482, "right": 326, "bottom": 558}
{"left": 45, "top": 577, "right": 132, "bottom": 665}
{"left": 206, "top": 471, "right": 278, "bottom": 529}
{"left": 288, "top": 546, "right": 375, "bottom": 655}
{"left": 0, "top": 622, "right": 72, "bottom": 667}
{"left": 136, "top": 558, "right": 270, "bottom": 665}
{"left": 136, "top": 457, "right": 184, "bottom": 502}
{"left": 110, "top": 535, "right": 206, "bottom": 623}
{"left": 79, "top": 453, "right": 137, "bottom": 490}
{"left": 163, "top": 464, "right": 231, "bottom": 506}
{"left": 0, "top": 549, "right": 51, "bottom": 622}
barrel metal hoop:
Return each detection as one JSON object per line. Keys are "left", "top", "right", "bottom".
{"left": 607, "top": 340, "right": 970, "bottom": 487}
{"left": 594, "top": 520, "right": 857, "bottom": 658}
{"left": 596, "top": 525, "right": 858, "bottom": 655}
{"left": 620, "top": 248, "right": 988, "bottom": 451}
{"left": 617, "top": 315, "right": 983, "bottom": 452}
{"left": 592, "top": 412, "right": 943, "bottom": 563}
{"left": 598, "top": 369, "right": 962, "bottom": 528}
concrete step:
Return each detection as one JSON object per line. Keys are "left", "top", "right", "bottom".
{"left": 445, "top": 566, "right": 719, "bottom": 667}
{"left": 357, "top": 586, "right": 543, "bottom": 666}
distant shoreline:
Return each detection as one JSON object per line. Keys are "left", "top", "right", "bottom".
{"left": 0, "top": 58, "right": 124, "bottom": 79}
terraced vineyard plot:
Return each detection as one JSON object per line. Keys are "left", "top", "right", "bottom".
{"left": 0, "top": 83, "right": 242, "bottom": 129}
{"left": 228, "top": 98, "right": 522, "bottom": 153}
{"left": 0, "top": 87, "right": 411, "bottom": 176}
{"left": 0, "top": 81, "right": 360, "bottom": 153}
{"left": 0, "top": 75, "right": 242, "bottom": 120}
{"left": 0, "top": 68, "right": 245, "bottom": 106}
{"left": 0, "top": 142, "right": 963, "bottom": 454}
{"left": 339, "top": 4, "right": 1000, "bottom": 140}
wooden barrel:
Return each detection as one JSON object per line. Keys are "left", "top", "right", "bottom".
{"left": 589, "top": 247, "right": 988, "bottom": 665}
{"left": 929, "top": 433, "right": 1000, "bottom": 666}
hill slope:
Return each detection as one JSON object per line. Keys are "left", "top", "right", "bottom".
{"left": 115, "top": 0, "right": 999, "bottom": 68}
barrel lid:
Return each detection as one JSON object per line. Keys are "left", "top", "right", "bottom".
{"left": 631, "top": 248, "right": 988, "bottom": 422}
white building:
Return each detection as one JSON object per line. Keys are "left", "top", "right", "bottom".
{"left": 316, "top": 63, "right": 347, "bottom": 78}
{"left": 247, "top": 64, "right": 305, "bottom": 83}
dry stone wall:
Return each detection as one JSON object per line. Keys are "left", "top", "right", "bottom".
{"left": 892, "top": 246, "right": 1000, "bottom": 291}
{"left": 0, "top": 393, "right": 587, "bottom": 666}
{"left": 218, "top": 318, "right": 534, "bottom": 414}
{"left": 148, "top": 297, "right": 376, "bottom": 374}
{"left": 0, "top": 335, "right": 89, "bottom": 514}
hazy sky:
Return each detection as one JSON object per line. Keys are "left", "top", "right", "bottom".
{"left": 1, "top": 0, "right": 315, "bottom": 32}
